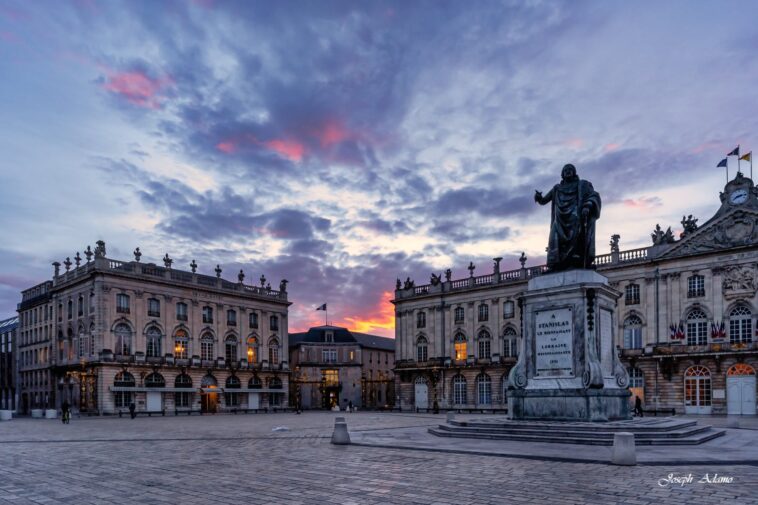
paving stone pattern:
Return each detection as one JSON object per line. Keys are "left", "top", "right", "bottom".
{"left": 1, "top": 413, "right": 756, "bottom": 505}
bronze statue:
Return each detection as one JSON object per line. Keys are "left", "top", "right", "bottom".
{"left": 535, "top": 164, "right": 601, "bottom": 271}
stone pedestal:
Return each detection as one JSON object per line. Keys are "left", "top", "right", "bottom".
{"left": 508, "top": 270, "right": 631, "bottom": 421}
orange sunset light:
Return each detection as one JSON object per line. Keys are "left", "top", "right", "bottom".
{"left": 343, "top": 290, "right": 396, "bottom": 337}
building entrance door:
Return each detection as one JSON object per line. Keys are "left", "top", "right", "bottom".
{"left": 146, "top": 392, "right": 162, "bottom": 412}
{"left": 322, "top": 387, "right": 339, "bottom": 409}
{"left": 684, "top": 366, "right": 712, "bottom": 415}
{"left": 414, "top": 377, "right": 428, "bottom": 410}
{"left": 727, "top": 364, "right": 756, "bottom": 415}
{"left": 201, "top": 392, "right": 217, "bottom": 413}
{"left": 248, "top": 392, "right": 260, "bottom": 409}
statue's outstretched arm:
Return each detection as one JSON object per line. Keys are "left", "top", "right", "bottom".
{"left": 534, "top": 188, "right": 553, "bottom": 205}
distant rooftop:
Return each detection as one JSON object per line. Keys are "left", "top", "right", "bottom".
{"left": 289, "top": 325, "right": 394, "bottom": 351}
{"left": 0, "top": 316, "right": 18, "bottom": 331}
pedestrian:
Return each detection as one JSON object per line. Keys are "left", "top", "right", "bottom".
{"left": 634, "top": 396, "right": 643, "bottom": 417}
{"left": 348, "top": 400, "right": 353, "bottom": 413}
{"left": 61, "top": 400, "right": 70, "bottom": 424}
{"left": 129, "top": 401, "right": 136, "bottom": 419}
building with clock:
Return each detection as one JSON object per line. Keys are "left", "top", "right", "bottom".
{"left": 393, "top": 171, "right": 757, "bottom": 416}
{"left": 16, "top": 241, "right": 291, "bottom": 415}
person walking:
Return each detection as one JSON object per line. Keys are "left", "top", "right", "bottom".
{"left": 61, "top": 400, "right": 70, "bottom": 424}
{"left": 634, "top": 396, "right": 644, "bottom": 417}
{"left": 129, "top": 401, "right": 136, "bottom": 419}
{"left": 348, "top": 400, "right": 353, "bottom": 413}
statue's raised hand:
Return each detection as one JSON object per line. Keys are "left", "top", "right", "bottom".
{"left": 534, "top": 190, "right": 543, "bottom": 203}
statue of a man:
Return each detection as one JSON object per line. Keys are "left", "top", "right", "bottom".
{"left": 535, "top": 164, "right": 601, "bottom": 271}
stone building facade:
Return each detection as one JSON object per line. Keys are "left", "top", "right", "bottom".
{"left": 0, "top": 316, "right": 18, "bottom": 412}
{"left": 17, "top": 241, "right": 291, "bottom": 415}
{"left": 393, "top": 173, "right": 758, "bottom": 415}
{"left": 289, "top": 325, "right": 395, "bottom": 410}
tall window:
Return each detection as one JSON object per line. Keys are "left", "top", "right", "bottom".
{"left": 147, "top": 298, "right": 160, "bottom": 317}
{"left": 89, "top": 293, "right": 95, "bottom": 314}
{"left": 729, "top": 305, "right": 752, "bottom": 344}
{"left": 452, "top": 375, "right": 467, "bottom": 405}
{"left": 477, "top": 373, "right": 492, "bottom": 405}
{"left": 224, "top": 335, "right": 238, "bottom": 362}
{"left": 322, "top": 369, "right": 339, "bottom": 386}
{"left": 116, "top": 294, "right": 130, "bottom": 314}
{"left": 454, "top": 333, "right": 467, "bottom": 361}
{"left": 78, "top": 327, "right": 86, "bottom": 357}
{"left": 322, "top": 349, "right": 337, "bottom": 363}
{"left": 89, "top": 323, "right": 95, "bottom": 356}
{"left": 688, "top": 274, "right": 705, "bottom": 298}
{"left": 684, "top": 365, "right": 711, "bottom": 409}
{"left": 114, "top": 323, "right": 132, "bottom": 355}
{"left": 113, "top": 371, "right": 135, "bottom": 408}
{"left": 174, "top": 329, "right": 188, "bottom": 359}
{"left": 270, "top": 315, "right": 279, "bottom": 331}
{"left": 67, "top": 299, "right": 73, "bottom": 319}
{"left": 503, "top": 301, "right": 515, "bottom": 319}
{"left": 625, "top": 283, "right": 640, "bottom": 305}
{"left": 146, "top": 326, "right": 162, "bottom": 357}
{"left": 58, "top": 303, "right": 62, "bottom": 322}
{"left": 225, "top": 376, "right": 241, "bottom": 407}
{"left": 78, "top": 295, "right": 84, "bottom": 316}
{"left": 176, "top": 302, "right": 188, "bottom": 321}
{"left": 503, "top": 327, "right": 518, "bottom": 358}
{"left": 247, "top": 336, "right": 258, "bottom": 363}
{"left": 416, "top": 336, "right": 428, "bottom": 362}
{"left": 628, "top": 367, "right": 644, "bottom": 388}
{"left": 227, "top": 309, "right": 237, "bottom": 326}
{"left": 200, "top": 333, "right": 214, "bottom": 361}
{"left": 202, "top": 306, "right": 213, "bottom": 324}
{"left": 477, "top": 330, "right": 491, "bottom": 359}
{"left": 174, "top": 374, "right": 192, "bottom": 408}
{"left": 249, "top": 312, "right": 258, "bottom": 329}
{"left": 623, "top": 315, "right": 643, "bottom": 349}
{"left": 478, "top": 304, "right": 489, "bottom": 322}
{"left": 269, "top": 377, "right": 283, "bottom": 406}
{"left": 454, "top": 307, "right": 465, "bottom": 324}
{"left": 269, "top": 338, "right": 280, "bottom": 365}
{"left": 686, "top": 309, "right": 708, "bottom": 346}
{"left": 416, "top": 312, "right": 426, "bottom": 328}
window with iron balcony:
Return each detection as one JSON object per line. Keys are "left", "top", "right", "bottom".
{"left": 147, "top": 298, "right": 160, "bottom": 318}
{"left": 202, "top": 306, "right": 213, "bottom": 324}
{"left": 625, "top": 284, "right": 640, "bottom": 305}
{"left": 270, "top": 315, "right": 279, "bottom": 331}
{"left": 116, "top": 294, "right": 130, "bottom": 314}
{"left": 249, "top": 312, "right": 258, "bottom": 329}
{"left": 227, "top": 309, "right": 237, "bottom": 326}
{"left": 176, "top": 302, "right": 188, "bottom": 321}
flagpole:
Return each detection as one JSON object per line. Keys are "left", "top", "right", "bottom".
{"left": 738, "top": 144, "right": 741, "bottom": 175}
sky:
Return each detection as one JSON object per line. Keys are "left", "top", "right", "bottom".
{"left": 2, "top": 0, "right": 758, "bottom": 337}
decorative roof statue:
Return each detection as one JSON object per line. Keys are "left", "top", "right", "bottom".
{"left": 535, "top": 164, "right": 601, "bottom": 271}
{"left": 467, "top": 261, "right": 475, "bottom": 277}
{"left": 519, "top": 252, "right": 527, "bottom": 268}
{"left": 651, "top": 224, "right": 675, "bottom": 245}
{"left": 403, "top": 277, "right": 414, "bottom": 289}
{"left": 84, "top": 245, "right": 93, "bottom": 263}
{"left": 444, "top": 268, "right": 452, "bottom": 282}
{"left": 94, "top": 240, "right": 106, "bottom": 259}
{"left": 610, "top": 234, "right": 620, "bottom": 253}
{"left": 430, "top": 273, "right": 442, "bottom": 286}
{"left": 163, "top": 253, "right": 173, "bottom": 269}
{"left": 74, "top": 252, "right": 81, "bottom": 267}
{"left": 279, "top": 279, "right": 288, "bottom": 292}
{"left": 64, "top": 257, "right": 72, "bottom": 271}
{"left": 133, "top": 247, "right": 142, "bottom": 262}
{"left": 680, "top": 215, "right": 699, "bottom": 237}
{"left": 52, "top": 261, "right": 61, "bottom": 277}
{"left": 189, "top": 259, "right": 197, "bottom": 273}
{"left": 238, "top": 269, "right": 245, "bottom": 283}
{"left": 260, "top": 274, "right": 266, "bottom": 287}
{"left": 396, "top": 278, "right": 402, "bottom": 290}
{"left": 215, "top": 264, "right": 222, "bottom": 278}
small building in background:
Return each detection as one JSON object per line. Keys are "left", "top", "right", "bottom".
{"left": 0, "top": 316, "right": 18, "bottom": 412}
{"left": 289, "top": 325, "right": 395, "bottom": 410}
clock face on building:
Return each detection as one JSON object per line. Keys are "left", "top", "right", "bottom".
{"left": 730, "top": 188, "right": 749, "bottom": 205}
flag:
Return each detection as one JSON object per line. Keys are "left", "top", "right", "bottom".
{"left": 316, "top": 303, "right": 327, "bottom": 311}
{"left": 728, "top": 146, "right": 740, "bottom": 157}
{"left": 669, "top": 324, "right": 677, "bottom": 340}
{"left": 717, "top": 158, "right": 728, "bottom": 168}
{"left": 675, "top": 322, "right": 685, "bottom": 340}
{"left": 740, "top": 152, "right": 752, "bottom": 162}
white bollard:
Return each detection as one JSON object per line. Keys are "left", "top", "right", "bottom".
{"left": 727, "top": 417, "right": 740, "bottom": 429}
{"left": 611, "top": 432, "right": 636, "bottom": 466}
{"left": 0, "top": 410, "right": 12, "bottom": 421}
{"left": 331, "top": 419, "right": 351, "bottom": 445}
{"left": 446, "top": 411, "right": 456, "bottom": 423}
{"left": 44, "top": 409, "right": 57, "bottom": 419}
{"left": 31, "top": 409, "right": 43, "bottom": 419}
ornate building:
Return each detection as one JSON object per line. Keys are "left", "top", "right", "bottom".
{"left": 393, "top": 172, "right": 757, "bottom": 415}
{"left": 289, "top": 325, "right": 395, "bottom": 410}
{"left": 17, "top": 241, "right": 291, "bottom": 415}
{"left": 1, "top": 316, "right": 18, "bottom": 412}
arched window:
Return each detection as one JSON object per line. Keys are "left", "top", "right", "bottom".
{"left": 452, "top": 375, "right": 467, "bottom": 405}
{"left": 628, "top": 367, "right": 644, "bottom": 388}
{"left": 686, "top": 309, "right": 708, "bottom": 346}
{"left": 454, "top": 333, "right": 467, "bottom": 361}
{"left": 225, "top": 375, "right": 241, "bottom": 407}
{"left": 224, "top": 335, "right": 238, "bottom": 363}
{"left": 247, "top": 336, "right": 259, "bottom": 363}
{"left": 478, "top": 304, "right": 489, "bottom": 322}
{"left": 503, "top": 301, "right": 515, "bottom": 319}
{"left": 113, "top": 371, "right": 135, "bottom": 408}
{"left": 477, "top": 330, "right": 491, "bottom": 359}
{"left": 269, "top": 377, "right": 283, "bottom": 389}
{"left": 145, "top": 326, "right": 162, "bottom": 357}
{"left": 270, "top": 315, "right": 279, "bottom": 331}
{"left": 145, "top": 372, "right": 165, "bottom": 388}
{"left": 416, "top": 336, "right": 428, "bottom": 362}
{"left": 174, "top": 329, "right": 189, "bottom": 359}
{"left": 503, "top": 327, "right": 518, "bottom": 358}
{"left": 454, "top": 307, "right": 465, "bottom": 324}
{"left": 729, "top": 305, "right": 752, "bottom": 344}
{"left": 248, "top": 376, "right": 262, "bottom": 389}
{"left": 227, "top": 309, "right": 237, "bottom": 326}
{"left": 175, "top": 374, "right": 193, "bottom": 408}
{"left": 727, "top": 363, "right": 756, "bottom": 376}
{"left": 268, "top": 337, "right": 280, "bottom": 365}
{"left": 114, "top": 323, "right": 132, "bottom": 356}
{"left": 477, "top": 373, "right": 492, "bottom": 405}
{"left": 684, "top": 365, "right": 711, "bottom": 413}
{"left": 623, "top": 315, "right": 643, "bottom": 349}
{"left": 687, "top": 274, "right": 705, "bottom": 298}
{"left": 416, "top": 311, "right": 426, "bottom": 328}
{"left": 200, "top": 333, "right": 214, "bottom": 361}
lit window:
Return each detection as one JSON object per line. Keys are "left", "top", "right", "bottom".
{"left": 247, "top": 336, "right": 259, "bottom": 363}
{"left": 174, "top": 329, "right": 188, "bottom": 359}
{"left": 454, "top": 333, "right": 467, "bottom": 361}
{"left": 322, "top": 369, "right": 339, "bottom": 386}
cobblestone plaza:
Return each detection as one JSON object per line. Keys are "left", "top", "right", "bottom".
{"left": 1, "top": 413, "right": 756, "bottom": 505}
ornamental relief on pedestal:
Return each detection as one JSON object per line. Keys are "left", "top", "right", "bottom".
{"left": 722, "top": 264, "right": 757, "bottom": 299}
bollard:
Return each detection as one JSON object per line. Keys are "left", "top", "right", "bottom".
{"left": 44, "top": 409, "right": 57, "bottom": 419}
{"left": 0, "top": 410, "right": 12, "bottom": 421}
{"left": 446, "top": 411, "right": 455, "bottom": 423}
{"left": 31, "top": 409, "right": 43, "bottom": 419}
{"left": 331, "top": 419, "right": 351, "bottom": 445}
{"left": 611, "top": 432, "right": 636, "bottom": 466}
{"left": 727, "top": 417, "right": 740, "bottom": 429}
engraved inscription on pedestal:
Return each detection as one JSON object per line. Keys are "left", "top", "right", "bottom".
{"left": 535, "top": 307, "right": 574, "bottom": 378}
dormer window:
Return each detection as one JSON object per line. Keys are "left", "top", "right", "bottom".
{"left": 325, "top": 331, "right": 334, "bottom": 343}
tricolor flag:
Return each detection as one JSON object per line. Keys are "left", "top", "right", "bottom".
{"left": 717, "top": 158, "right": 728, "bottom": 168}
{"left": 677, "top": 322, "right": 685, "bottom": 339}
{"left": 740, "top": 152, "right": 752, "bottom": 162}
{"left": 669, "top": 324, "right": 678, "bottom": 340}
{"left": 728, "top": 145, "right": 740, "bottom": 157}
{"left": 316, "top": 303, "right": 327, "bottom": 311}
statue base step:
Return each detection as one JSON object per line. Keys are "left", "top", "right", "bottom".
{"left": 508, "top": 388, "right": 630, "bottom": 422}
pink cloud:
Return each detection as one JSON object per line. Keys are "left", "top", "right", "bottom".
{"left": 102, "top": 70, "right": 172, "bottom": 109}
{"left": 264, "top": 139, "right": 305, "bottom": 162}
{"left": 563, "top": 137, "right": 584, "bottom": 149}
{"left": 604, "top": 143, "right": 620, "bottom": 152}
{"left": 622, "top": 196, "right": 662, "bottom": 209}
{"left": 691, "top": 140, "right": 723, "bottom": 154}
{"left": 216, "top": 141, "right": 238, "bottom": 154}
{"left": 315, "top": 119, "right": 349, "bottom": 147}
